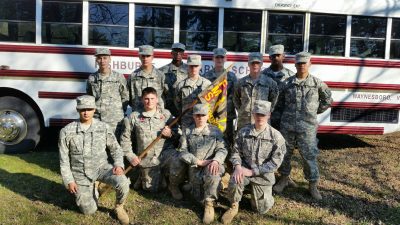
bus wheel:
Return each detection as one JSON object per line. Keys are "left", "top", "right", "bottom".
{"left": 0, "top": 96, "right": 41, "bottom": 154}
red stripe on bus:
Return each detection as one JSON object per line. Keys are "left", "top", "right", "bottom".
{"left": 1, "top": 44, "right": 400, "bottom": 68}
{"left": 326, "top": 82, "right": 400, "bottom": 91}
{"left": 331, "top": 102, "right": 400, "bottom": 109}
{"left": 38, "top": 91, "right": 85, "bottom": 99}
{"left": 318, "top": 125, "right": 384, "bottom": 134}
{"left": 49, "top": 118, "right": 75, "bottom": 127}
{"left": 0, "top": 69, "right": 89, "bottom": 79}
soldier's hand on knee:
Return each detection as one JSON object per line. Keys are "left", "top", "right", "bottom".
{"left": 207, "top": 160, "right": 219, "bottom": 175}
{"left": 130, "top": 157, "right": 141, "bottom": 167}
{"left": 233, "top": 165, "right": 244, "bottom": 184}
{"left": 68, "top": 182, "right": 78, "bottom": 194}
{"left": 196, "top": 159, "right": 212, "bottom": 167}
{"left": 242, "top": 167, "right": 254, "bottom": 177}
{"left": 113, "top": 166, "right": 124, "bottom": 175}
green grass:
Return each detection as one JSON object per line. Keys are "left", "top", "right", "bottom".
{"left": 0, "top": 133, "right": 399, "bottom": 225}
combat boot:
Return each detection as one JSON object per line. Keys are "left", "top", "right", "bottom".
{"left": 168, "top": 184, "right": 183, "bottom": 200}
{"left": 221, "top": 202, "right": 239, "bottom": 224}
{"left": 114, "top": 203, "right": 129, "bottom": 225}
{"left": 273, "top": 175, "right": 297, "bottom": 193}
{"left": 309, "top": 181, "right": 322, "bottom": 200}
{"left": 203, "top": 200, "right": 215, "bottom": 224}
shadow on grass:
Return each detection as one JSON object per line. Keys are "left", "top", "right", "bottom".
{"left": 13, "top": 151, "right": 60, "bottom": 174}
{"left": 317, "top": 134, "right": 372, "bottom": 150}
{"left": 0, "top": 168, "right": 76, "bottom": 212}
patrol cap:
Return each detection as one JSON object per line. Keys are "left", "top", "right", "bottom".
{"left": 76, "top": 95, "right": 96, "bottom": 110}
{"left": 252, "top": 100, "right": 271, "bottom": 115}
{"left": 295, "top": 51, "right": 311, "bottom": 63}
{"left": 187, "top": 54, "right": 202, "bottom": 65}
{"left": 172, "top": 43, "right": 185, "bottom": 51}
{"left": 139, "top": 45, "right": 154, "bottom": 55}
{"left": 269, "top": 44, "right": 284, "bottom": 55}
{"left": 193, "top": 103, "right": 209, "bottom": 115}
{"left": 213, "top": 48, "right": 227, "bottom": 57}
{"left": 95, "top": 48, "right": 111, "bottom": 56}
{"left": 248, "top": 52, "right": 263, "bottom": 63}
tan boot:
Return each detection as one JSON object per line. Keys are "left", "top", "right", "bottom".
{"left": 203, "top": 200, "right": 215, "bottom": 224}
{"left": 168, "top": 184, "right": 183, "bottom": 200}
{"left": 221, "top": 202, "right": 239, "bottom": 225}
{"left": 309, "top": 181, "right": 322, "bottom": 200}
{"left": 115, "top": 203, "right": 129, "bottom": 225}
{"left": 273, "top": 175, "right": 297, "bottom": 193}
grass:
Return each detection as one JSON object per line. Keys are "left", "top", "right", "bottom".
{"left": 0, "top": 132, "right": 399, "bottom": 225}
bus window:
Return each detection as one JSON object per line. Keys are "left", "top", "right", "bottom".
{"left": 350, "top": 16, "right": 386, "bottom": 58}
{"left": 390, "top": 18, "right": 400, "bottom": 59}
{"left": 0, "top": 0, "right": 35, "bottom": 43}
{"left": 42, "top": 0, "right": 82, "bottom": 45}
{"left": 89, "top": 2, "right": 128, "bottom": 47}
{"left": 309, "top": 14, "right": 346, "bottom": 56}
{"left": 135, "top": 4, "right": 174, "bottom": 49}
{"left": 223, "top": 9, "right": 261, "bottom": 52}
{"left": 180, "top": 7, "right": 218, "bottom": 51}
{"left": 267, "top": 12, "right": 304, "bottom": 55}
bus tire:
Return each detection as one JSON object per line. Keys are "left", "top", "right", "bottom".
{"left": 0, "top": 96, "right": 41, "bottom": 154}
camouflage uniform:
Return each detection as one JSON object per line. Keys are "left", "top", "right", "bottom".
{"left": 86, "top": 70, "right": 129, "bottom": 137}
{"left": 202, "top": 68, "right": 237, "bottom": 145}
{"left": 159, "top": 62, "right": 188, "bottom": 117}
{"left": 59, "top": 119, "right": 130, "bottom": 214}
{"left": 276, "top": 74, "right": 332, "bottom": 182}
{"left": 227, "top": 123, "right": 286, "bottom": 214}
{"left": 174, "top": 77, "right": 211, "bottom": 129}
{"left": 233, "top": 75, "right": 279, "bottom": 130}
{"left": 120, "top": 107, "right": 182, "bottom": 192}
{"left": 178, "top": 123, "right": 228, "bottom": 202}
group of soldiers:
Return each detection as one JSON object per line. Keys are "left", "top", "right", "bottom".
{"left": 59, "top": 43, "right": 333, "bottom": 225}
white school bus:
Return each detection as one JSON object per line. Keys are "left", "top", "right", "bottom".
{"left": 0, "top": 0, "right": 400, "bottom": 153}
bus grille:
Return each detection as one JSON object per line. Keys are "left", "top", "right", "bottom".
{"left": 330, "top": 108, "right": 399, "bottom": 123}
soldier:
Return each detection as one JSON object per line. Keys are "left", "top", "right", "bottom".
{"left": 178, "top": 103, "right": 228, "bottom": 224}
{"left": 273, "top": 52, "right": 332, "bottom": 200}
{"left": 174, "top": 55, "right": 211, "bottom": 129}
{"left": 159, "top": 43, "right": 188, "bottom": 117}
{"left": 221, "top": 100, "right": 286, "bottom": 224}
{"left": 233, "top": 52, "right": 279, "bottom": 130}
{"left": 202, "top": 48, "right": 237, "bottom": 145}
{"left": 120, "top": 87, "right": 183, "bottom": 199}
{"left": 128, "top": 45, "right": 166, "bottom": 110}
{"left": 86, "top": 48, "right": 129, "bottom": 138}
{"left": 58, "top": 95, "right": 130, "bottom": 225}
{"left": 262, "top": 44, "right": 295, "bottom": 128}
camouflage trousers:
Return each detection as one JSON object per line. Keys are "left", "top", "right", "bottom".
{"left": 278, "top": 128, "right": 320, "bottom": 182}
{"left": 226, "top": 176, "right": 274, "bottom": 214}
{"left": 74, "top": 163, "right": 130, "bottom": 215}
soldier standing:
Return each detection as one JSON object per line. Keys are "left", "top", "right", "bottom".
{"left": 202, "top": 48, "right": 237, "bottom": 145}
{"left": 159, "top": 43, "right": 188, "bottom": 117}
{"left": 273, "top": 52, "right": 332, "bottom": 200}
{"left": 174, "top": 55, "right": 211, "bottom": 129}
{"left": 178, "top": 103, "right": 228, "bottom": 224}
{"left": 58, "top": 95, "right": 130, "bottom": 225}
{"left": 86, "top": 48, "right": 129, "bottom": 138}
{"left": 128, "top": 45, "right": 166, "bottom": 110}
{"left": 233, "top": 52, "right": 279, "bottom": 130}
{"left": 262, "top": 44, "right": 295, "bottom": 128}
{"left": 120, "top": 87, "right": 183, "bottom": 199}
{"left": 221, "top": 100, "right": 286, "bottom": 224}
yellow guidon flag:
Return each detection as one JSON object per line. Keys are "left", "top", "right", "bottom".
{"left": 198, "top": 64, "right": 234, "bottom": 132}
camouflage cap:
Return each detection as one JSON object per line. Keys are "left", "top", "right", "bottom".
{"left": 213, "top": 48, "right": 227, "bottom": 57}
{"left": 187, "top": 54, "right": 202, "bottom": 65}
{"left": 95, "top": 48, "right": 111, "bottom": 56}
{"left": 139, "top": 45, "right": 154, "bottom": 55}
{"left": 252, "top": 100, "right": 271, "bottom": 115}
{"left": 295, "top": 51, "right": 311, "bottom": 63}
{"left": 193, "top": 103, "right": 209, "bottom": 115}
{"left": 269, "top": 44, "right": 284, "bottom": 55}
{"left": 172, "top": 43, "right": 185, "bottom": 51}
{"left": 248, "top": 52, "right": 263, "bottom": 63}
{"left": 76, "top": 95, "right": 96, "bottom": 109}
